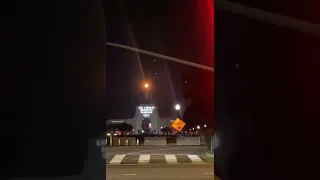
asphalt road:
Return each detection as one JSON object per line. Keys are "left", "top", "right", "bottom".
{"left": 106, "top": 145, "right": 209, "bottom": 155}
{"left": 106, "top": 164, "right": 215, "bottom": 180}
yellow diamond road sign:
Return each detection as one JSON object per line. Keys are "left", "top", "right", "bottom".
{"left": 171, "top": 118, "right": 186, "bottom": 132}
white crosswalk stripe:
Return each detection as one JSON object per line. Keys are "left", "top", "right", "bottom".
{"left": 107, "top": 154, "right": 211, "bottom": 164}
{"left": 187, "top": 155, "right": 204, "bottom": 163}
{"left": 164, "top": 155, "right": 178, "bottom": 163}
{"left": 109, "top": 154, "right": 126, "bottom": 164}
{"left": 138, "top": 155, "right": 150, "bottom": 164}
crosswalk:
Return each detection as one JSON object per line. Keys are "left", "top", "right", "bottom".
{"left": 106, "top": 154, "right": 212, "bottom": 164}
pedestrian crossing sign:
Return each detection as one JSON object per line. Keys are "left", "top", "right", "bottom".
{"left": 171, "top": 118, "right": 186, "bottom": 132}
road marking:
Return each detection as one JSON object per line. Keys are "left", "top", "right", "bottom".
{"left": 204, "top": 173, "right": 214, "bottom": 175}
{"left": 187, "top": 155, "right": 204, "bottom": 163}
{"left": 165, "top": 155, "right": 178, "bottom": 163}
{"left": 138, "top": 155, "right": 150, "bottom": 164}
{"left": 123, "top": 174, "right": 137, "bottom": 176}
{"left": 109, "top": 154, "right": 126, "bottom": 164}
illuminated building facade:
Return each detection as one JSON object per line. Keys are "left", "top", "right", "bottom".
{"left": 106, "top": 104, "right": 174, "bottom": 135}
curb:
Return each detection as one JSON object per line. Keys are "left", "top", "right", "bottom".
{"left": 206, "top": 152, "right": 214, "bottom": 158}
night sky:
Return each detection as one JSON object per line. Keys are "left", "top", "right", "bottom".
{"left": 105, "top": 0, "right": 214, "bottom": 127}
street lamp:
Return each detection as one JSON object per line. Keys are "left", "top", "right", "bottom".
{"left": 197, "top": 125, "right": 200, "bottom": 130}
{"left": 175, "top": 104, "right": 181, "bottom": 111}
{"left": 144, "top": 83, "right": 149, "bottom": 88}
{"left": 204, "top": 124, "right": 207, "bottom": 128}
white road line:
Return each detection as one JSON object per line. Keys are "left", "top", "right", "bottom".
{"left": 138, "top": 155, "right": 150, "bottom": 164}
{"left": 187, "top": 155, "right": 204, "bottom": 163}
{"left": 109, "top": 154, "right": 126, "bottom": 164}
{"left": 123, "top": 174, "right": 136, "bottom": 176}
{"left": 165, "top": 155, "right": 178, "bottom": 163}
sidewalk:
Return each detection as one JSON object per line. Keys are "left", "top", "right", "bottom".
{"left": 206, "top": 151, "right": 214, "bottom": 158}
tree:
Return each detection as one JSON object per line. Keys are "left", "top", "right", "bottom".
{"left": 119, "top": 123, "right": 133, "bottom": 135}
{"left": 106, "top": 123, "right": 133, "bottom": 135}
{"left": 161, "top": 127, "right": 172, "bottom": 135}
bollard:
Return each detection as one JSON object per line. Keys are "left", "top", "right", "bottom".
{"left": 110, "top": 136, "right": 113, "bottom": 146}
{"left": 136, "top": 139, "right": 139, "bottom": 145}
{"left": 118, "top": 139, "right": 120, "bottom": 146}
{"left": 125, "top": 139, "right": 128, "bottom": 146}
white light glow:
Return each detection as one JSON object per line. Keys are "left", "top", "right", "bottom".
{"left": 175, "top": 104, "right": 181, "bottom": 110}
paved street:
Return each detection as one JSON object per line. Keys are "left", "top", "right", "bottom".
{"left": 106, "top": 145, "right": 215, "bottom": 179}
{"left": 106, "top": 164, "right": 215, "bottom": 180}
{"left": 106, "top": 145, "right": 209, "bottom": 155}
{"left": 106, "top": 154, "right": 213, "bottom": 164}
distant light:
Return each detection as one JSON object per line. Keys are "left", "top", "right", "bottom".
{"left": 189, "top": 129, "right": 191, "bottom": 131}
{"left": 114, "top": 134, "right": 117, "bottom": 136}
{"left": 142, "top": 130, "right": 144, "bottom": 133}
{"left": 185, "top": 81, "right": 188, "bottom": 83}
{"left": 204, "top": 124, "right": 207, "bottom": 128}
{"left": 192, "top": 128, "right": 194, "bottom": 130}
{"left": 175, "top": 104, "right": 181, "bottom": 110}
{"left": 132, "top": 129, "right": 134, "bottom": 131}
{"left": 153, "top": 59, "right": 156, "bottom": 62}
{"left": 197, "top": 125, "right": 200, "bottom": 129}
{"left": 154, "top": 72, "right": 158, "bottom": 75}
{"left": 161, "top": 127, "right": 163, "bottom": 129}
{"left": 107, "top": 133, "right": 111, "bottom": 136}
{"left": 144, "top": 83, "right": 149, "bottom": 88}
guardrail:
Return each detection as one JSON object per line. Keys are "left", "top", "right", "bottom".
{"left": 105, "top": 135, "right": 208, "bottom": 146}
{"left": 144, "top": 137, "right": 167, "bottom": 145}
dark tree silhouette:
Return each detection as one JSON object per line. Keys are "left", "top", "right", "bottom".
{"left": 161, "top": 127, "right": 172, "bottom": 135}
{"left": 107, "top": 123, "right": 133, "bottom": 135}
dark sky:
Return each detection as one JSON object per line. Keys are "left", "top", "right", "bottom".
{"left": 105, "top": 0, "right": 214, "bottom": 121}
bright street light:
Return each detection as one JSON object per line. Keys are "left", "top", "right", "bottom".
{"left": 204, "top": 124, "right": 207, "bottom": 128}
{"left": 192, "top": 128, "right": 194, "bottom": 130}
{"left": 197, "top": 125, "right": 200, "bottom": 129}
{"left": 175, "top": 104, "right": 181, "bottom": 110}
{"left": 144, "top": 83, "right": 149, "bottom": 88}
